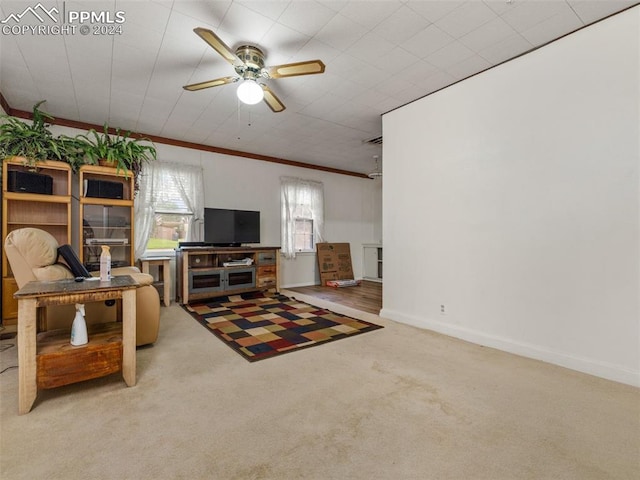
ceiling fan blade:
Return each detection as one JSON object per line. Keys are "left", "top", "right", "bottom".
{"left": 183, "top": 76, "right": 238, "bottom": 91}
{"left": 266, "top": 60, "right": 326, "bottom": 79}
{"left": 193, "top": 27, "right": 244, "bottom": 68}
{"left": 261, "top": 85, "right": 286, "bottom": 113}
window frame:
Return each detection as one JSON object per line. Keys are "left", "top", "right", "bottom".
{"left": 135, "top": 161, "right": 204, "bottom": 260}
{"left": 293, "top": 217, "right": 314, "bottom": 253}
{"left": 280, "top": 176, "right": 324, "bottom": 259}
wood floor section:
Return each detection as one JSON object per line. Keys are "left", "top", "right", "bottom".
{"left": 286, "top": 280, "right": 382, "bottom": 315}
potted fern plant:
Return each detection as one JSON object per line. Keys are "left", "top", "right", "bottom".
{"left": 0, "top": 101, "right": 63, "bottom": 166}
{"left": 56, "top": 134, "right": 89, "bottom": 172}
{"left": 77, "top": 124, "right": 157, "bottom": 194}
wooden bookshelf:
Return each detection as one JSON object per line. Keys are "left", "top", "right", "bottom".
{"left": 2, "top": 157, "right": 72, "bottom": 325}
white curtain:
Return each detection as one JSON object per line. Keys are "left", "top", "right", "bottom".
{"left": 134, "top": 161, "right": 204, "bottom": 260}
{"left": 280, "top": 176, "right": 324, "bottom": 259}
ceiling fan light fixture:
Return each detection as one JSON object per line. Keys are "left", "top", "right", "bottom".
{"left": 237, "top": 79, "right": 264, "bottom": 105}
{"left": 185, "top": 28, "right": 326, "bottom": 113}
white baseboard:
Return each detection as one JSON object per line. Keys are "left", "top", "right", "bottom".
{"left": 281, "top": 282, "right": 320, "bottom": 289}
{"left": 283, "top": 277, "right": 366, "bottom": 289}
{"left": 380, "top": 307, "right": 640, "bottom": 388}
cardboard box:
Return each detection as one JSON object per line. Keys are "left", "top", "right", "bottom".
{"left": 316, "top": 242, "right": 354, "bottom": 285}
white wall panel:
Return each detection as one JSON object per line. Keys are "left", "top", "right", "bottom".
{"left": 45, "top": 127, "right": 382, "bottom": 288}
{"left": 382, "top": 7, "right": 640, "bottom": 386}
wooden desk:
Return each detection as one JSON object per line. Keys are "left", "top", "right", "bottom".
{"left": 140, "top": 257, "right": 172, "bottom": 307}
{"left": 14, "top": 275, "right": 138, "bottom": 414}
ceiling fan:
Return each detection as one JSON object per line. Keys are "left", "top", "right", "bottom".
{"left": 183, "top": 27, "right": 326, "bottom": 113}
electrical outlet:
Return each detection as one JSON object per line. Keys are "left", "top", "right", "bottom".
{"left": 440, "top": 304, "right": 446, "bottom": 315}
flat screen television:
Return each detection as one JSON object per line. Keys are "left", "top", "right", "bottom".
{"left": 204, "top": 208, "right": 260, "bottom": 247}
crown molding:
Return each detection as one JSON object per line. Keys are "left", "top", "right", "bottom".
{"left": 0, "top": 92, "right": 369, "bottom": 179}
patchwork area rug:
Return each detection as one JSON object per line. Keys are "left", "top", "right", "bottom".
{"left": 184, "top": 292, "right": 383, "bottom": 362}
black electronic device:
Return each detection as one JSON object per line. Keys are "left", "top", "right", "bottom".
{"left": 7, "top": 170, "right": 53, "bottom": 195}
{"left": 178, "top": 241, "right": 212, "bottom": 248}
{"left": 83, "top": 179, "right": 124, "bottom": 199}
{"left": 204, "top": 208, "right": 260, "bottom": 247}
{"left": 58, "top": 244, "right": 92, "bottom": 278}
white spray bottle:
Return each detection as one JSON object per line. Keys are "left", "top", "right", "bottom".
{"left": 70, "top": 303, "right": 88, "bottom": 346}
{"left": 100, "top": 245, "right": 111, "bottom": 281}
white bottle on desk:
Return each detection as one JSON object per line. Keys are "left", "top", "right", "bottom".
{"left": 100, "top": 245, "right": 111, "bottom": 281}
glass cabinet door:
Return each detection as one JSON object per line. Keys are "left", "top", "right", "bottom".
{"left": 226, "top": 267, "right": 256, "bottom": 290}
{"left": 82, "top": 204, "right": 132, "bottom": 270}
{"left": 188, "top": 268, "right": 224, "bottom": 293}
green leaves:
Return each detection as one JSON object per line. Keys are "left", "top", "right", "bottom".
{"left": 1, "top": 101, "right": 157, "bottom": 195}
{"left": 76, "top": 123, "right": 157, "bottom": 193}
{"left": 0, "top": 101, "right": 61, "bottom": 163}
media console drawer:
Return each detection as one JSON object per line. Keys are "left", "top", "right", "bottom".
{"left": 258, "top": 265, "right": 277, "bottom": 276}
{"left": 258, "top": 252, "right": 277, "bottom": 264}
{"left": 257, "top": 277, "right": 276, "bottom": 288}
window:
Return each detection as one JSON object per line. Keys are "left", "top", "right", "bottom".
{"left": 294, "top": 218, "right": 314, "bottom": 251}
{"left": 281, "top": 176, "right": 324, "bottom": 259}
{"left": 147, "top": 213, "right": 190, "bottom": 250}
{"left": 134, "top": 162, "right": 204, "bottom": 259}
{"left": 145, "top": 169, "right": 193, "bottom": 250}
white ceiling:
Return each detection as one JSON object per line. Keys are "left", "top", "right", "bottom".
{"left": 1, "top": 0, "right": 637, "bottom": 175}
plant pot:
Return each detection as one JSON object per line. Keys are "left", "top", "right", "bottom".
{"left": 98, "top": 158, "right": 117, "bottom": 168}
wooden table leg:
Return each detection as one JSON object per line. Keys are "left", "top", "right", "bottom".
{"left": 121, "top": 289, "right": 136, "bottom": 387}
{"left": 162, "top": 259, "right": 171, "bottom": 307}
{"left": 18, "top": 298, "right": 38, "bottom": 415}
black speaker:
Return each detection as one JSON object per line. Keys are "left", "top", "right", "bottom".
{"left": 8, "top": 170, "right": 53, "bottom": 194}
{"left": 83, "top": 179, "right": 124, "bottom": 199}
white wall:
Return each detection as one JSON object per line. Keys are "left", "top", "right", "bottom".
{"left": 46, "top": 127, "right": 382, "bottom": 288}
{"left": 158, "top": 143, "right": 381, "bottom": 287}
{"left": 381, "top": 7, "right": 640, "bottom": 386}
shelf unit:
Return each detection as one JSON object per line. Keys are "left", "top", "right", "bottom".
{"left": 2, "top": 158, "right": 72, "bottom": 325}
{"left": 176, "top": 246, "right": 280, "bottom": 304}
{"left": 37, "top": 322, "right": 123, "bottom": 389}
{"left": 362, "top": 244, "right": 383, "bottom": 282}
{"left": 78, "top": 165, "right": 134, "bottom": 272}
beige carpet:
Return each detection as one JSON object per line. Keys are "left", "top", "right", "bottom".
{"left": 1, "top": 291, "right": 638, "bottom": 480}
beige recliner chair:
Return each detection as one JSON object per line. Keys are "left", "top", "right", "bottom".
{"left": 4, "top": 227, "right": 160, "bottom": 346}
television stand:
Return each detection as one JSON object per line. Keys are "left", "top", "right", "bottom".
{"left": 176, "top": 246, "right": 280, "bottom": 304}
